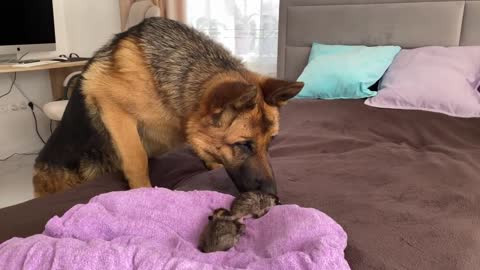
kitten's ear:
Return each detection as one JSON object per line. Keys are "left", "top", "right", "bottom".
{"left": 273, "top": 195, "right": 281, "bottom": 205}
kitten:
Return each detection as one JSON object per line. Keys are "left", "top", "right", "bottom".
{"left": 198, "top": 208, "right": 245, "bottom": 253}
{"left": 230, "top": 191, "right": 280, "bottom": 222}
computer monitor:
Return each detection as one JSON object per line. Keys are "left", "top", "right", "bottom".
{"left": 0, "top": 0, "right": 56, "bottom": 60}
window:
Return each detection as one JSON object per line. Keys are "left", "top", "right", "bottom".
{"left": 186, "top": 0, "right": 279, "bottom": 76}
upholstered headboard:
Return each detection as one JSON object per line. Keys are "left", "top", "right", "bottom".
{"left": 277, "top": 0, "right": 480, "bottom": 80}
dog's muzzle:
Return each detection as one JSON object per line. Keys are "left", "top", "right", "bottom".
{"left": 226, "top": 161, "right": 277, "bottom": 194}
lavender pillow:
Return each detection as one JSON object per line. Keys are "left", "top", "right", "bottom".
{"left": 365, "top": 46, "right": 480, "bottom": 118}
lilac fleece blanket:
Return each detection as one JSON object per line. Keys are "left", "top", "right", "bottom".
{"left": 0, "top": 188, "right": 349, "bottom": 270}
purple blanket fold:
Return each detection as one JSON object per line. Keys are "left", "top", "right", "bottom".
{"left": 0, "top": 188, "right": 349, "bottom": 270}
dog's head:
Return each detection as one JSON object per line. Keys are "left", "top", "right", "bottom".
{"left": 187, "top": 72, "right": 304, "bottom": 194}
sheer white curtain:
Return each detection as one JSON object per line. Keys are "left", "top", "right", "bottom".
{"left": 186, "top": 0, "right": 279, "bottom": 76}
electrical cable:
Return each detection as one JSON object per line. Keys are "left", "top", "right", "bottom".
{"left": 0, "top": 51, "right": 48, "bottom": 145}
{"left": 16, "top": 80, "right": 49, "bottom": 142}
{"left": 28, "top": 102, "right": 46, "bottom": 144}
{"left": 0, "top": 52, "right": 46, "bottom": 160}
{"left": 10, "top": 79, "right": 49, "bottom": 145}
{"left": 0, "top": 72, "right": 17, "bottom": 99}
{"left": 1, "top": 55, "right": 18, "bottom": 63}
{"left": 17, "top": 52, "right": 29, "bottom": 61}
{"left": 0, "top": 52, "right": 29, "bottom": 100}
{"left": 0, "top": 152, "right": 38, "bottom": 162}
{"left": 13, "top": 82, "right": 43, "bottom": 112}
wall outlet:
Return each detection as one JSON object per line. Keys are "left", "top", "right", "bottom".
{"left": 19, "top": 102, "right": 28, "bottom": 110}
{"left": 10, "top": 104, "right": 19, "bottom": 111}
{"left": 0, "top": 102, "right": 30, "bottom": 113}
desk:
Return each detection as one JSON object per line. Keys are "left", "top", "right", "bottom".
{"left": 0, "top": 61, "right": 88, "bottom": 100}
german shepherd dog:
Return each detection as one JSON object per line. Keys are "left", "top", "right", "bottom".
{"left": 33, "top": 18, "right": 303, "bottom": 197}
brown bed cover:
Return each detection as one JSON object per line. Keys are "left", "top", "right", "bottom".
{"left": 1, "top": 99, "right": 480, "bottom": 270}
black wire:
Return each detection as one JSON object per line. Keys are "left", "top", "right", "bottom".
{"left": 0, "top": 51, "right": 48, "bottom": 148}
{"left": 30, "top": 107, "right": 46, "bottom": 144}
{"left": 50, "top": 120, "right": 53, "bottom": 134}
{"left": 0, "top": 51, "right": 48, "bottom": 145}
{"left": 0, "top": 52, "right": 29, "bottom": 99}
{"left": 18, "top": 51, "right": 29, "bottom": 61}
{"left": 0, "top": 72, "right": 17, "bottom": 99}
{"left": 0, "top": 152, "right": 38, "bottom": 162}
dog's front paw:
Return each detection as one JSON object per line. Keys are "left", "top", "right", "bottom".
{"left": 205, "top": 162, "right": 224, "bottom": 170}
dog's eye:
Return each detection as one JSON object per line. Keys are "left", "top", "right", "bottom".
{"left": 233, "top": 140, "right": 254, "bottom": 152}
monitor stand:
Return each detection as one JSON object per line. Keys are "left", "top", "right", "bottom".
{"left": 0, "top": 53, "right": 39, "bottom": 65}
{"left": 0, "top": 53, "right": 19, "bottom": 65}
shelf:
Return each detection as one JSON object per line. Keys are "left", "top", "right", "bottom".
{"left": 0, "top": 61, "right": 88, "bottom": 74}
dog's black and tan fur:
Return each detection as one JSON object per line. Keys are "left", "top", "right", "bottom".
{"left": 33, "top": 18, "right": 303, "bottom": 197}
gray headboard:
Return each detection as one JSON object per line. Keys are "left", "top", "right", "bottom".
{"left": 277, "top": 0, "right": 480, "bottom": 80}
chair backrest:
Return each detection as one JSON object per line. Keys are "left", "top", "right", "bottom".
{"left": 125, "top": 0, "right": 161, "bottom": 30}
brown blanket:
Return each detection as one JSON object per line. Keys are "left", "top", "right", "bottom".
{"left": 273, "top": 100, "right": 480, "bottom": 269}
{"left": 2, "top": 99, "right": 480, "bottom": 270}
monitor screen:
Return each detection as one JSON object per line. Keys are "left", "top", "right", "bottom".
{"left": 0, "top": 0, "right": 56, "bottom": 46}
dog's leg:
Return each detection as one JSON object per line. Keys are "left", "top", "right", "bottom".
{"left": 205, "top": 161, "right": 224, "bottom": 170}
{"left": 100, "top": 101, "right": 151, "bottom": 189}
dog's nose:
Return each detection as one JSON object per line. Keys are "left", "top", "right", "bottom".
{"left": 258, "top": 180, "right": 277, "bottom": 194}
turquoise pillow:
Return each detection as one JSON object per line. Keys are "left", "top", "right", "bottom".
{"left": 297, "top": 43, "right": 401, "bottom": 99}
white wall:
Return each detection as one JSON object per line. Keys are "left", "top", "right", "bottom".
{"left": 63, "top": 0, "right": 121, "bottom": 57}
{"left": 0, "top": 0, "right": 121, "bottom": 159}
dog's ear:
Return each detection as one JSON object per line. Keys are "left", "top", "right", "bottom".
{"left": 204, "top": 81, "right": 257, "bottom": 126}
{"left": 261, "top": 78, "right": 304, "bottom": 107}
{"left": 208, "top": 81, "right": 257, "bottom": 114}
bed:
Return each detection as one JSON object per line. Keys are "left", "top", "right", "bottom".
{"left": 2, "top": 0, "right": 480, "bottom": 269}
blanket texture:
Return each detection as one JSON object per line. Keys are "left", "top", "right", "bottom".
{"left": 0, "top": 188, "right": 349, "bottom": 270}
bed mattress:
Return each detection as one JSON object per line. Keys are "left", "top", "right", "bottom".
{"left": 2, "top": 99, "right": 480, "bottom": 269}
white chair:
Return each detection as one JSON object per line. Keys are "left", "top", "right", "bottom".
{"left": 125, "top": 0, "right": 161, "bottom": 29}
{"left": 43, "top": 71, "right": 81, "bottom": 121}
{"left": 43, "top": 0, "right": 161, "bottom": 122}
{"left": 43, "top": 100, "right": 69, "bottom": 121}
